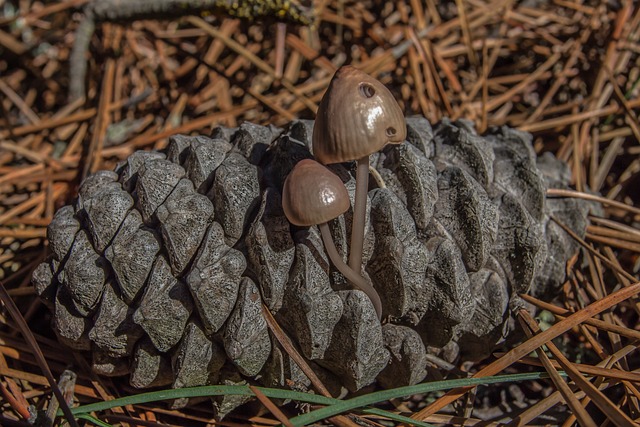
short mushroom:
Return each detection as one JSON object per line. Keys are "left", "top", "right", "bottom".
{"left": 313, "top": 65, "right": 406, "bottom": 275}
{"left": 282, "top": 159, "right": 383, "bottom": 319}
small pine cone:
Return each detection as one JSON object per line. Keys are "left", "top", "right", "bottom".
{"left": 35, "top": 117, "right": 590, "bottom": 414}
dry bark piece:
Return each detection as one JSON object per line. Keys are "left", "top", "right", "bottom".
{"left": 223, "top": 277, "right": 271, "bottom": 376}
{"left": 186, "top": 222, "right": 246, "bottom": 334}
{"left": 69, "top": 0, "right": 315, "bottom": 101}
{"left": 105, "top": 210, "right": 160, "bottom": 303}
{"left": 133, "top": 256, "right": 194, "bottom": 352}
{"left": 84, "top": 0, "right": 315, "bottom": 25}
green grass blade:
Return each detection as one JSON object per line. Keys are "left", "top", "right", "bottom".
{"left": 66, "top": 384, "right": 426, "bottom": 424}
{"left": 65, "top": 372, "right": 558, "bottom": 427}
{"left": 361, "top": 408, "right": 437, "bottom": 427}
{"left": 76, "top": 414, "right": 114, "bottom": 427}
{"left": 68, "top": 385, "right": 336, "bottom": 415}
{"left": 286, "top": 372, "right": 556, "bottom": 426}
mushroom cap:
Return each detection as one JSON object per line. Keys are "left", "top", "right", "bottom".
{"left": 313, "top": 65, "right": 407, "bottom": 164}
{"left": 282, "top": 159, "right": 350, "bottom": 226}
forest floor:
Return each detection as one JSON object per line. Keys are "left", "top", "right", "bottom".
{"left": 0, "top": 0, "right": 639, "bottom": 425}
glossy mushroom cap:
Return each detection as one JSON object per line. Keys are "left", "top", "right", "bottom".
{"left": 282, "top": 159, "right": 350, "bottom": 227}
{"left": 313, "top": 65, "right": 407, "bottom": 164}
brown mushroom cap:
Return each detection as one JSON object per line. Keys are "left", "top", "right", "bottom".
{"left": 313, "top": 65, "right": 407, "bottom": 164}
{"left": 282, "top": 159, "right": 350, "bottom": 227}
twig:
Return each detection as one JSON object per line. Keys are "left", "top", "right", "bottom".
{"left": 0, "top": 282, "right": 79, "bottom": 427}
{"left": 410, "top": 281, "right": 640, "bottom": 421}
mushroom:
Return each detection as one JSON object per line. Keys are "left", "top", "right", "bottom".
{"left": 313, "top": 65, "right": 406, "bottom": 275}
{"left": 282, "top": 159, "right": 383, "bottom": 319}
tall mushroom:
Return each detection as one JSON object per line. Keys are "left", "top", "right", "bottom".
{"left": 313, "top": 65, "right": 406, "bottom": 275}
{"left": 282, "top": 159, "right": 383, "bottom": 319}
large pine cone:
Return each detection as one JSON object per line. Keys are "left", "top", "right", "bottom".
{"left": 33, "top": 117, "right": 589, "bottom": 411}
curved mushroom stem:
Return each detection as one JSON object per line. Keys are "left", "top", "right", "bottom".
{"left": 348, "top": 156, "right": 370, "bottom": 275}
{"left": 319, "top": 222, "right": 382, "bottom": 320}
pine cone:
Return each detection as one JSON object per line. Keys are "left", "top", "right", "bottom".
{"left": 33, "top": 117, "right": 589, "bottom": 414}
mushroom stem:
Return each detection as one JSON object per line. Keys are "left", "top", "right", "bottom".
{"left": 348, "top": 156, "right": 370, "bottom": 275}
{"left": 319, "top": 222, "right": 382, "bottom": 320}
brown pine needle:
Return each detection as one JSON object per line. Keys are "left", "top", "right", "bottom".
{"left": 501, "top": 354, "right": 640, "bottom": 384}
{"left": 0, "top": 377, "right": 31, "bottom": 420}
{"left": 186, "top": 16, "right": 318, "bottom": 113}
{"left": 0, "top": 281, "right": 78, "bottom": 427}
{"left": 551, "top": 215, "right": 638, "bottom": 284}
{"left": 519, "top": 293, "right": 640, "bottom": 341}
{"left": 249, "top": 385, "right": 294, "bottom": 427}
{"left": 411, "top": 281, "right": 640, "bottom": 421}
{"left": 547, "top": 188, "right": 640, "bottom": 217}
{"left": 589, "top": 216, "right": 640, "bottom": 240}
{"left": 517, "top": 311, "right": 597, "bottom": 427}
{"left": 261, "top": 305, "right": 365, "bottom": 427}
{"left": 261, "top": 304, "right": 331, "bottom": 398}
{"left": 586, "top": 233, "right": 640, "bottom": 253}
{"left": 519, "top": 310, "right": 637, "bottom": 427}
{"left": 2, "top": 2, "right": 640, "bottom": 425}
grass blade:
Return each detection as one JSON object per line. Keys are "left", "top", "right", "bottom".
{"left": 287, "top": 372, "right": 556, "bottom": 426}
